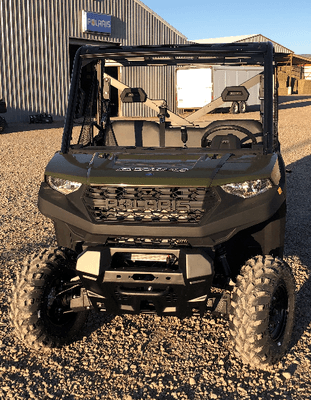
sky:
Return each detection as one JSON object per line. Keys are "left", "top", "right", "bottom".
{"left": 141, "top": 0, "right": 311, "bottom": 55}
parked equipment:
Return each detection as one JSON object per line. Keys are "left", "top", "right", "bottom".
{"left": 10, "top": 42, "right": 295, "bottom": 370}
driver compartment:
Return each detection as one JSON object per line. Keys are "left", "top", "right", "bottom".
{"left": 103, "top": 118, "right": 263, "bottom": 149}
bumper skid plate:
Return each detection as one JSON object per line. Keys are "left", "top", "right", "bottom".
{"left": 76, "top": 247, "right": 214, "bottom": 317}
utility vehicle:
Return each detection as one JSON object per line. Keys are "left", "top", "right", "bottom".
{"left": 10, "top": 42, "right": 295, "bottom": 368}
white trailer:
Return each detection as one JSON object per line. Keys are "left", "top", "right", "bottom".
{"left": 176, "top": 66, "right": 263, "bottom": 113}
{"left": 304, "top": 66, "right": 311, "bottom": 80}
{"left": 176, "top": 67, "right": 213, "bottom": 109}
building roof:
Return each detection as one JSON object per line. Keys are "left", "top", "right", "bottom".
{"left": 290, "top": 54, "right": 311, "bottom": 65}
{"left": 193, "top": 34, "right": 294, "bottom": 54}
{"left": 135, "top": 0, "right": 187, "bottom": 39}
{"left": 194, "top": 35, "right": 257, "bottom": 44}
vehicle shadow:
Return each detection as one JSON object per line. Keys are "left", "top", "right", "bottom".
{"left": 283, "top": 154, "right": 311, "bottom": 349}
{"left": 1, "top": 120, "right": 64, "bottom": 134}
{"left": 278, "top": 95, "right": 311, "bottom": 110}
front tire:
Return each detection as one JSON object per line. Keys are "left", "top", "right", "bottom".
{"left": 229, "top": 256, "right": 295, "bottom": 369}
{"left": 9, "top": 247, "right": 88, "bottom": 351}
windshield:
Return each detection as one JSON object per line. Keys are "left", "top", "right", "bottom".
{"left": 63, "top": 43, "right": 277, "bottom": 154}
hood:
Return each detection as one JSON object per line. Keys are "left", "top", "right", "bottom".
{"left": 45, "top": 150, "right": 276, "bottom": 187}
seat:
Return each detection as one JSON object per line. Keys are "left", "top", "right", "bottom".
{"left": 109, "top": 120, "right": 160, "bottom": 147}
{"left": 110, "top": 120, "right": 207, "bottom": 148}
{"left": 108, "top": 119, "right": 262, "bottom": 148}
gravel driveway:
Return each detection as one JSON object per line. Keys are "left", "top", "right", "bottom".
{"left": 1, "top": 96, "right": 311, "bottom": 399}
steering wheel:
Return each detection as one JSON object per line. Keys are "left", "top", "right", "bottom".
{"left": 201, "top": 124, "right": 257, "bottom": 148}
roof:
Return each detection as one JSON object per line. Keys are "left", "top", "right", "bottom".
{"left": 134, "top": 0, "right": 187, "bottom": 39}
{"left": 193, "top": 34, "right": 294, "bottom": 54}
{"left": 277, "top": 53, "right": 311, "bottom": 66}
{"left": 293, "top": 54, "right": 311, "bottom": 64}
{"left": 299, "top": 54, "right": 311, "bottom": 64}
{"left": 194, "top": 35, "right": 257, "bottom": 44}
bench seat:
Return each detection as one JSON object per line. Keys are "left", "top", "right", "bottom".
{"left": 108, "top": 119, "right": 263, "bottom": 148}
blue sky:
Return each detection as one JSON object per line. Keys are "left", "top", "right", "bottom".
{"left": 141, "top": 0, "right": 311, "bottom": 54}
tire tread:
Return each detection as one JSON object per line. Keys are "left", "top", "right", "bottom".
{"left": 230, "top": 255, "right": 295, "bottom": 368}
{"left": 9, "top": 247, "right": 87, "bottom": 351}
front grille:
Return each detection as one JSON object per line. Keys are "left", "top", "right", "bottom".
{"left": 84, "top": 186, "right": 219, "bottom": 224}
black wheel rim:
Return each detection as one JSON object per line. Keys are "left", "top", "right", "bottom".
{"left": 269, "top": 284, "right": 288, "bottom": 342}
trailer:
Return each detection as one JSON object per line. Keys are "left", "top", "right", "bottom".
{"left": 304, "top": 65, "right": 311, "bottom": 80}
{"left": 176, "top": 66, "right": 264, "bottom": 114}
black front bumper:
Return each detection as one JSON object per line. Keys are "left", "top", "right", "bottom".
{"left": 38, "top": 182, "right": 286, "bottom": 249}
{"left": 75, "top": 247, "right": 214, "bottom": 318}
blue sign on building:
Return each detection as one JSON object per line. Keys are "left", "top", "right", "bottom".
{"left": 82, "top": 11, "right": 111, "bottom": 34}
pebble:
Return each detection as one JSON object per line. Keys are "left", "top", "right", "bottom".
{"left": 282, "top": 372, "right": 292, "bottom": 380}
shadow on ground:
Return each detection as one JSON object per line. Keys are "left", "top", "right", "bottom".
{"left": 279, "top": 95, "right": 311, "bottom": 110}
{"left": 1, "top": 120, "right": 64, "bottom": 134}
{"left": 284, "top": 154, "right": 311, "bottom": 350}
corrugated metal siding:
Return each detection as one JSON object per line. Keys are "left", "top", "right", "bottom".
{"left": 0, "top": 0, "right": 187, "bottom": 123}
{"left": 1, "top": 0, "right": 70, "bottom": 122}
{"left": 121, "top": 65, "right": 177, "bottom": 117}
{"left": 213, "top": 66, "right": 264, "bottom": 106}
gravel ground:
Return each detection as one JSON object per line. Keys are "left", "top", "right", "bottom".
{"left": 1, "top": 96, "right": 311, "bottom": 399}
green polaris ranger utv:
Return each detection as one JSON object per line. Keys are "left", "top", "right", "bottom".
{"left": 10, "top": 42, "right": 295, "bottom": 368}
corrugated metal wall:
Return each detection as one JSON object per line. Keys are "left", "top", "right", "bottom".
{"left": 0, "top": 0, "right": 70, "bottom": 123}
{"left": 121, "top": 65, "right": 177, "bottom": 118}
{"left": 0, "top": 0, "right": 187, "bottom": 123}
{"left": 213, "top": 66, "right": 264, "bottom": 107}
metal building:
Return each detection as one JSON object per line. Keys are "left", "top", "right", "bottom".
{"left": 0, "top": 1, "right": 187, "bottom": 123}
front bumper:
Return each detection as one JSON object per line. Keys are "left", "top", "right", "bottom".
{"left": 75, "top": 247, "right": 214, "bottom": 318}
{"left": 38, "top": 182, "right": 286, "bottom": 248}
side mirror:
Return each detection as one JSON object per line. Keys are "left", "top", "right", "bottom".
{"left": 120, "top": 88, "right": 147, "bottom": 103}
{"left": 221, "top": 86, "right": 249, "bottom": 102}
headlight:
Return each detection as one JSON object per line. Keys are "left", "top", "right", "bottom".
{"left": 46, "top": 176, "right": 82, "bottom": 195}
{"left": 221, "top": 179, "right": 272, "bottom": 198}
